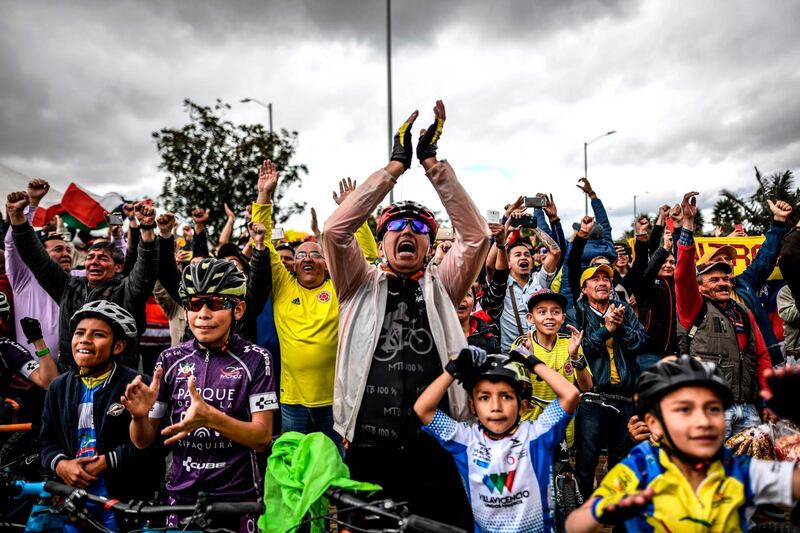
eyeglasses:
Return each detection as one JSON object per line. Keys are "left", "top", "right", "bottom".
{"left": 182, "top": 296, "right": 237, "bottom": 312}
{"left": 385, "top": 219, "right": 431, "bottom": 234}
{"left": 295, "top": 251, "right": 324, "bottom": 260}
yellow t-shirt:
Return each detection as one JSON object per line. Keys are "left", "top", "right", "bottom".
{"left": 591, "top": 442, "right": 794, "bottom": 532}
{"left": 252, "top": 203, "right": 339, "bottom": 407}
{"left": 520, "top": 334, "right": 586, "bottom": 447}
{"left": 606, "top": 337, "right": 621, "bottom": 384}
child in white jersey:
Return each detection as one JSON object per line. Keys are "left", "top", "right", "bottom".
{"left": 413, "top": 346, "right": 579, "bottom": 533}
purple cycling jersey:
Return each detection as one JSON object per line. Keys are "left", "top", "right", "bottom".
{"left": 0, "top": 337, "right": 39, "bottom": 386}
{"left": 150, "top": 334, "right": 277, "bottom": 499}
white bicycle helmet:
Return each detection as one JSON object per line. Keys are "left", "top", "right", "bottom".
{"left": 70, "top": 299, "right": 138, "bottom": 340}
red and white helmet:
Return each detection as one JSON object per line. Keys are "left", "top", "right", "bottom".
{"left": 376, "top": 201, "right": 438, "bottom": 242}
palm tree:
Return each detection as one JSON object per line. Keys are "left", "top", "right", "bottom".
{"left": 719, "top": 167, "right": 800, "bottom": 234}
{"left": 712, "top": 197, "right": 745, "bottom": 234}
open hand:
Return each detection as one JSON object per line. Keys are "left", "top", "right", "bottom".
{"left": 566, "top": 324, "right": 584, "bottom": 358}
{"left": 161, "top": 376, "right": 216, "bottom": 445}
{"left": 121, "top": 367, "right": 162, "bottom": 419}
{"left": 258, "top": 160, "right": 278, "bottom": 201}
{"left": 310, "top": 207, "right": 320, "bottom": 237}
{"left": 332, "top": 178, "right": 357, "bottom": 206}
{"left": 540, "top": 193, "right": 558, "bottom": 220}
{"left": 597, "top": 487, "right": 655, "bottom": 525}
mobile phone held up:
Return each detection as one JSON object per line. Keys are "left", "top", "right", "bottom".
{"left": 512, "top": 214, "right": 537, "bottom": 229}
{"left": 106, "top": 213, "right": 124, "bottom": 226}
{"left": 523, "top": 196, "right": 547, "bottom": 209}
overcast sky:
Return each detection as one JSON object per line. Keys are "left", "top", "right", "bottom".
{"left": 2, "top": 0, "right": 799, "bottom": 237}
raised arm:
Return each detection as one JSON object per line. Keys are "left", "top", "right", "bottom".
{"left": 737, "top": 200, "right": 791, "bottom": 290}
{"left": 567, "top": 217, "right": 593, "bottom": 302}
{"left": 7, "top": 191, "right": 70, "bottom": 302}
{"left": 218, "top": 203, "right": 236, "bottom": 246}
{"left": 674, "top": 192, "right": 704, "bottom": 329}
{"left": 156, "top": 212, "right": 182, "bottom": 302}
{"left": 245, "top": 222, "right": 272, "bottom": 320}
{"left": 417, "top": 101, "right": 490, "bottom": 304}
{"left": 251, "top": 160, "right": 299, "bottom": 297}
{"left": 323, "top": 111, "right": 419, "bottom": 301}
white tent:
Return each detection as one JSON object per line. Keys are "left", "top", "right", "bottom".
{"left": 0, "top": 161, "right": 65, "bottom": 207}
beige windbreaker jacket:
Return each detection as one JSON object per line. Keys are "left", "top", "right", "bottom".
{"left": 323, "top": 160, "right": 490, "bottom": 441}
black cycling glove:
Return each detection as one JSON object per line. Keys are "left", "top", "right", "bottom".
{"left": 20, "top": 317, "right": 44, "bottom": 343}
{"left": 509, "top": 348, "right": 545, "bottom": 373}
{"left": 416, "top": 115, "right": 445, "bottom": 163}
{"left": 446, "top": 346, "right": 488, "bottom": 381}
{"left": 390, "top": 116, "right": 416, "bottom": 170}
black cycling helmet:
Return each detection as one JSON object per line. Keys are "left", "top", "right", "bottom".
{"left": 636, "top": 355, "right": 733, "bottom": 418}
{"left": 179, "top": 258, "right": 247, "bottom": 301}
{"left": 463, "top": 351, "right": 533, "bottom": 404}
{"left": 70, "top": 300, "right": 138, "bottom": 342}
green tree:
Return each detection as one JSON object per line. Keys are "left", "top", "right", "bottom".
{"left": 719, "top": 167, "right": 800, "bottom": 234}
{"left": 711, "top": 196, "right": 745, "bottom": 234}
{"left": 155, "top": 99, "right": 307, "bottom": 232}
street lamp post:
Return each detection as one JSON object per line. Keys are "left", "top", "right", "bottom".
{"left": 633, "top": 191, "right": 649, "bottom": 224}
{"left": 583, "top": 130, "right": 617, "bottom": 215}
{"left": 386, "top": 0, "right": 394, "bottom": 203}
{"left": 241, "top": 98, "right": 273, "bottom": 133}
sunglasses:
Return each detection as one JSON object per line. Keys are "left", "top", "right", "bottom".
{"left": 385, "top": 219, "right": 431, "bottom": 234}
{"left": 295, "top": 250, "right": 324, "bottom": 260}
{"left": 182, "top": 296, "right": 237, "bottom": 312}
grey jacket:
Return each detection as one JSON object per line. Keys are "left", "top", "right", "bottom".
{"left": 777, "top": 284, "right": 799, "bottom": 353}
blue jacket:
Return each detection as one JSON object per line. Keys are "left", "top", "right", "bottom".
{"left": 560, "top": 197, "right": 618, "bottom": 309}
{"left": 40, "top": 363, "right": 162, "bottom": 501}
{"left": 733, "top": 221, "right": 786, "bottom": 365}
{"left": 567, "top": 297, "right": 648, "bottom": 393}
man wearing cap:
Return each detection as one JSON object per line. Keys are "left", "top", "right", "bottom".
{"left": 324, "top": 101, "right": 488, "bottom": 527}
{"left": 566, "top": 259, "right": 648, "bottom": 498}
{"left": 691, "top": 197, "right": 792, "bottom": 366}
{"left": 675, "top": 192, "right": 774, "bottom": 438}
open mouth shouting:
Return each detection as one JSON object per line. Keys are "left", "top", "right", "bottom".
{"left": 396, "top": 239, "right": 417, "bottom": 259}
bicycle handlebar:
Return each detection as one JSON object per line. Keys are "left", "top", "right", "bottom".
{"left": 38, "top": 481, "right": 263, "bottom": 516}
{"left": 323, "top": 488, "right": 466, "bottom": 533}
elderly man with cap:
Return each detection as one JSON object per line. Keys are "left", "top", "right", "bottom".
{"left": 323, "top": 101, "right": 488, "bottom": 528}
{"left": 689, "top": 198, "right": 792, "bottom": 367}
{"left": 675, "top": 191, "right": 773, "bottom": 438}
{"left": 566, "top": 253, "right": 648, "bottom": 499}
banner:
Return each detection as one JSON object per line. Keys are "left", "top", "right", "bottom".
{"left": 631, "top": 235, "right": 782, "bottom": 280}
